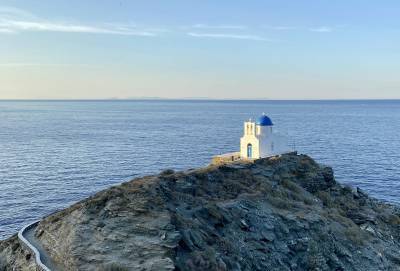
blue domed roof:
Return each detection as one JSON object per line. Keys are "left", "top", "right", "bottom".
{"left": 256, "top": 114, "right": 273, "bottom": 126}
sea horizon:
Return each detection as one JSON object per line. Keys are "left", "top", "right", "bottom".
{"left": 1, "top": 98, "right": 400, "bottom": 102}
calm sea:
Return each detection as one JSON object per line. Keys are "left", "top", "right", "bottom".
{"left": 1, "top": 100, "right": 399, "bottom": 239}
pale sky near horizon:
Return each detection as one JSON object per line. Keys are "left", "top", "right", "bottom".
{"left": 1, "top": 0, "right": 400, "bottom": 99}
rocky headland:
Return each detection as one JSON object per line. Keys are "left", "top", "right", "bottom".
{"left": 1, "top": 153, "right": 400, "bottom": 270}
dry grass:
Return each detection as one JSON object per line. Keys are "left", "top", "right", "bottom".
{"left": 316, "top": 191, "right": 334, "bottom": 208}
{"left": 281, "top": 178, "right": 302, "bottom": 194}
{"left": 100, "top": 263, "right": 129, "bottom": 271}
{"left": 386, "top": 214, "right": 400, "bottom": 226}
{"left": 344, "top": 226, "right": 367, "bottom": 246}
{"left": 268, "top": 196, "right": 292, "bottom": 209}
{"left": 324, "top": 210, "right": 354, "bottom": 228}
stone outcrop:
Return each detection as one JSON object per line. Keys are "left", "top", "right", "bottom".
{"left": 1, "top": 153, "right": 400, "bottom": 270}
{"left": 0, "top": 235, "right": 36, "bottom": 271}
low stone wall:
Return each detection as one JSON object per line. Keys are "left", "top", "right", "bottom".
{"left": 211, "top": 152, "right": 241, "bottom": 165}
{"left": 18, "top": 221, "right": 52, "bottom": 271}
{"left": 211, "top": 151, "right": 298, "bottom": 165}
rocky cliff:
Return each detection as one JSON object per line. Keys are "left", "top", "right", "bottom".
{"left": 1, "top": 153, "right": 400, "bottom": 270}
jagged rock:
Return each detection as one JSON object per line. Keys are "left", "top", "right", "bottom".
{"left": 1, "top": 154, "right": 400, "bottom": 271}
{"left": 357, "top": 187, "right": 369, "bottom": 197}
{"left": 346, "top": 209, "right": 377, "bottom": 225}
{"left": 260, "top": 230, "right": 275, "bottom": 242}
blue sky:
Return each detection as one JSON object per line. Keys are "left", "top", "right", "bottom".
{"left": 0, "top": 0, "right": 399, "bottom": 99}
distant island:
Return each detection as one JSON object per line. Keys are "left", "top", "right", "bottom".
{"left": 1, "top": 153, "right": 400, "bottom": 270}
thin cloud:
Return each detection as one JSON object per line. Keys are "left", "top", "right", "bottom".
{"left": 0, "top": 63, "right": 100, "bottom": 68}
{"left": 191, "top": 24, "right": 247, "bottom": 30}
{"left": 263, "top": 25, "right": 338, "bottom": 33}
{"left": 0, "top": 7, "right": 158, "bottom": 36}
{"left": 0, "top": 20, "right": 157, "bottom": 36}
{"left": 187, "top": 32, "right": 272, "bottom": 41}
{"left": 309, "top": 26, "right": 333, "bottom": 33}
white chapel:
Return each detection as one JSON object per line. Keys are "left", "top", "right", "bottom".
{"left": 211, "top": 113, "right": 291, "bottom": 164}
{"left": 240, "top": 113, "right": 290, "bottom": 159}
